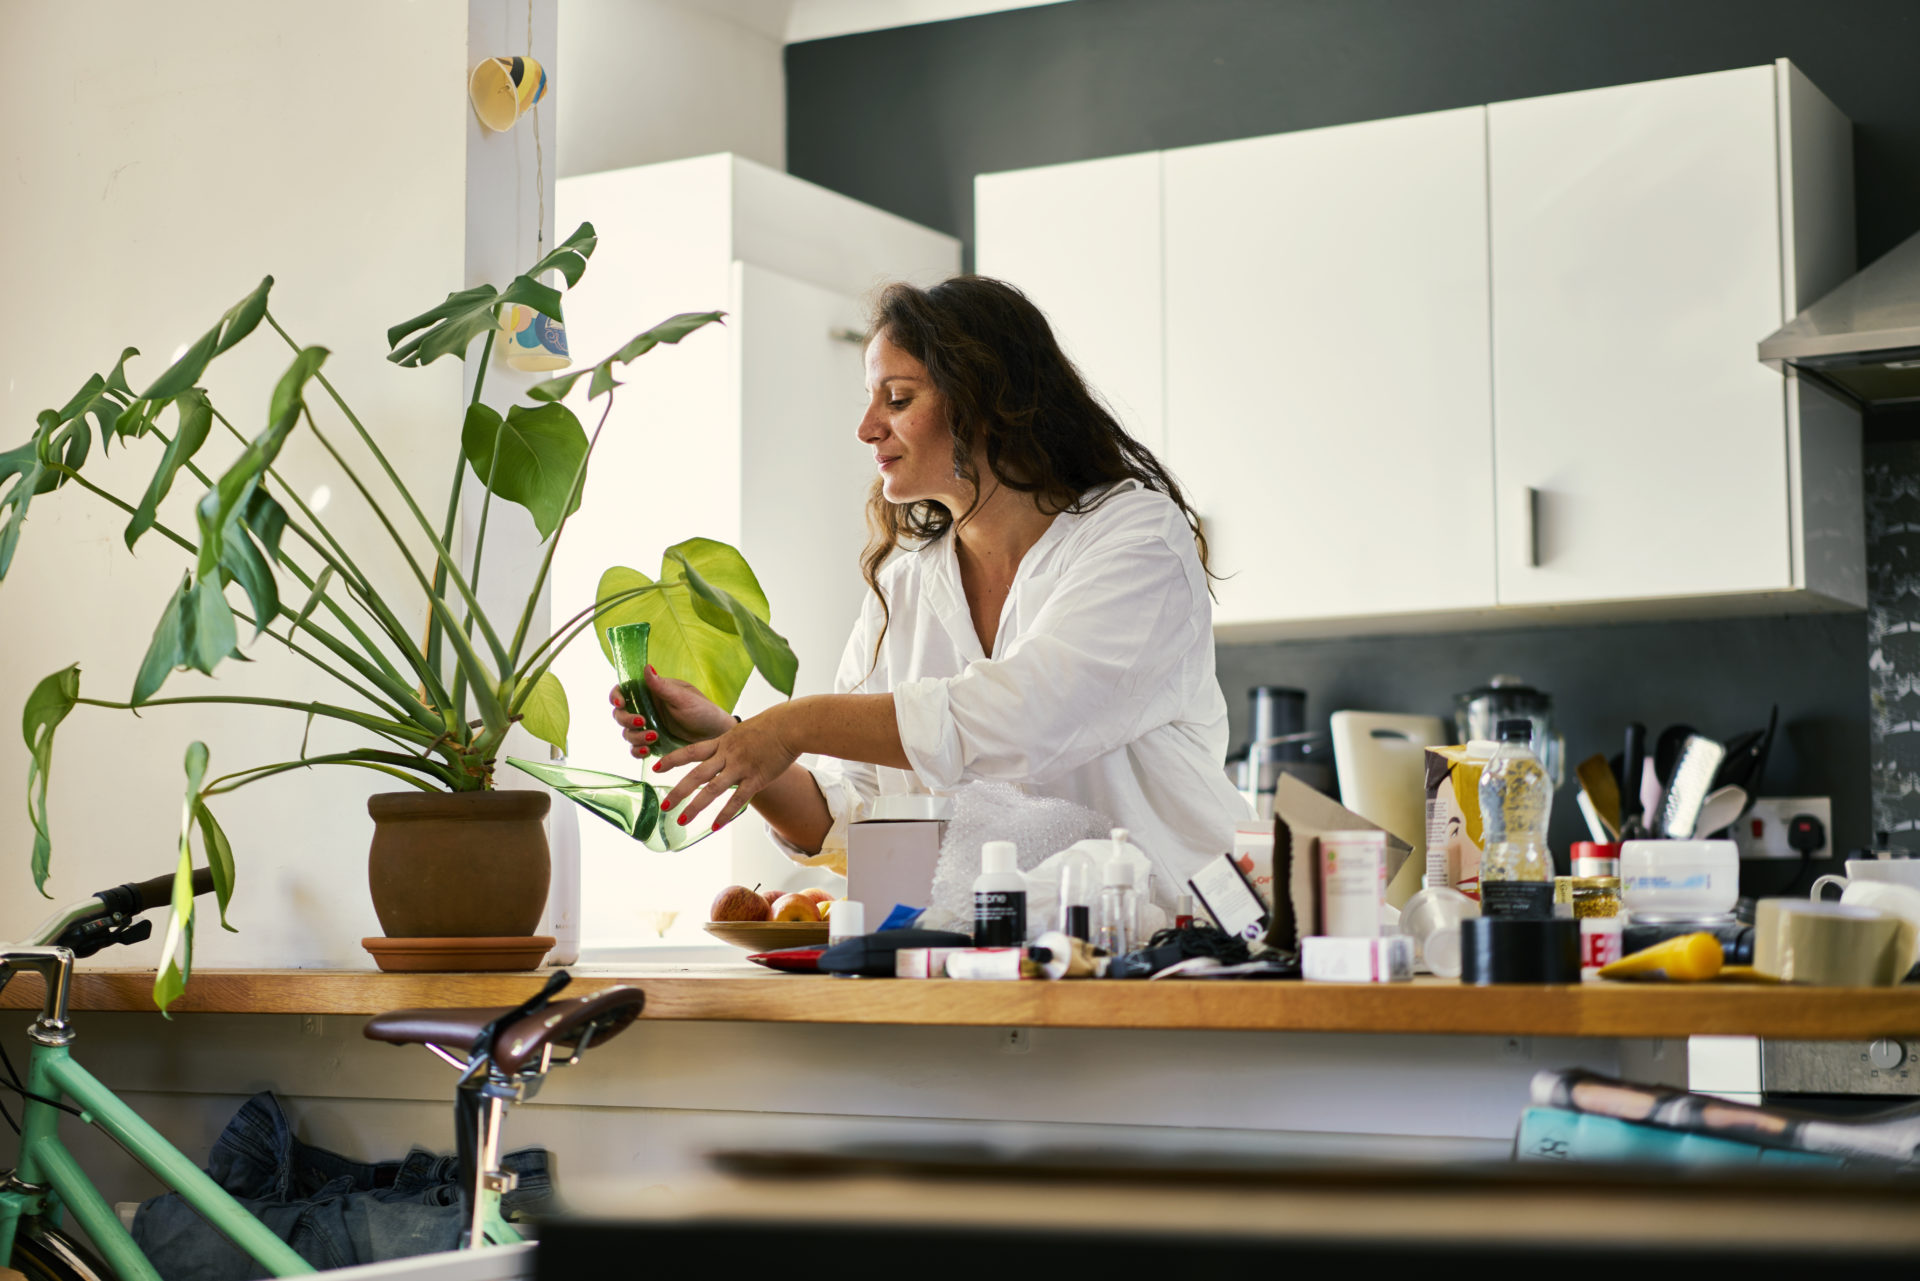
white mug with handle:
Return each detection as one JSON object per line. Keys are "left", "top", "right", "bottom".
{"left": 1811, "top": 857, "right": 1920, "bottom": 902}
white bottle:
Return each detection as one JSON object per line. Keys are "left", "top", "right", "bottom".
{"left": 542, "top": 770, "right": 581, "bottom": 965}
{"left": 828, "top": 899, "right": 865, "bottom": 945}
{"left": 972, "top": 841, "right": 1027, "bottom": 946}
{"left": 1097, "top": 859, "right": 1139, "bottom": 956}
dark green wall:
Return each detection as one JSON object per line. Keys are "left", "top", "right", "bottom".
{"left": 786, "top": 0, "right": 1920, "bottom": 868}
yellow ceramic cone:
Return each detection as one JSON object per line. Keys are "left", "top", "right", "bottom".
{"left": 469, "top": 55, "right": 547, "bottom": 132}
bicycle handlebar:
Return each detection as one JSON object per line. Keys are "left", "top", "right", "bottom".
{"left": 97, "top": 867, "right": 216, "bottom": 917}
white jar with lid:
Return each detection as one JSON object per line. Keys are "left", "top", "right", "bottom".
{"left": 1620, "top": 840, "right": 1739, "bottom": 919}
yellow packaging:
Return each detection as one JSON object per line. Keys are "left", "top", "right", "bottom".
{"left": 1423, "top": 744, "right": 1494, "bottom": 900}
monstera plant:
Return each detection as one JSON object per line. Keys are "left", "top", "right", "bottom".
{"left": 4, "top": 223, "right": 795, "bottom": 1008}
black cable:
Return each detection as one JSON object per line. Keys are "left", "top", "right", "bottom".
{"left": 0, "top": 1036, "right": 84, "bottom": 1121}
{"left": 0, "top": 1090, "right": 17, "bottom": 1135}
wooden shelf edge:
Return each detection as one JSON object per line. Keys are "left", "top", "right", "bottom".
{"left": 8, "top": 969, "right": 1920, "bottom": 1039}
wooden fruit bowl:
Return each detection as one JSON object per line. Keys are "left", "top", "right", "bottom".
{"left": 704, "top": 920, "right": 829, "bottom": 950}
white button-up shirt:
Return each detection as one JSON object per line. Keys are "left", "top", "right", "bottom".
{"left": 772, "top": 480, "right": 1251, "bottom": 899}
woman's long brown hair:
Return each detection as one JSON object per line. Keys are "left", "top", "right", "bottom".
{"left": 859, "top": 276, "right": 1210, "bottom": 669}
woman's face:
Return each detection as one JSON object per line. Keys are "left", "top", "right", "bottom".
{"left": 858, "top": 331, "right": 966, "bottom": 509}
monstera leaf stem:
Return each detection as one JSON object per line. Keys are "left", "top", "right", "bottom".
{"left": 427, "top": 328, "right": 495, "bottom": 729}
{"left": 203, "top": 749, "right": 456, "bottom": 798}
{"left": 76, "top": 694, "right": 437, "bottom": 749}
{"left": 198, "top": 404, "right": 441, "bottom": 706}
{"left": 269, "top": 312, "right": 511, "bottom": 674}
{"left": 506, "top": 394, "right": 616, "bottom": 672}
{"left": 508, "top": 582, "right": 662, "bottom": 714}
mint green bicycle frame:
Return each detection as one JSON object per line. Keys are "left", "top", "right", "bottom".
{"left": 0, "top": 1036, "right": 314, "bottom": 1279}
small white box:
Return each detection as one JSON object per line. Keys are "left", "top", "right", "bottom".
{"left": 1302, "top": 934, "right": 1414, "bottom": 983}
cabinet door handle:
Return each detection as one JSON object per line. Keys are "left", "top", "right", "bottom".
{"left": 1524, "top": 486, "right": 1541, "bottom": 568}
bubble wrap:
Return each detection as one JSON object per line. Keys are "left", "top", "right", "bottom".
{"left": 920, "top": 781, "right": 1112, "bottom": 934}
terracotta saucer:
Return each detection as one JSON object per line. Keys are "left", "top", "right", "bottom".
{"left": 362, "top": 935, "right": 556, "bottom": 973}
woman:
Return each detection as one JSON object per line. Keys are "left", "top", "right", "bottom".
{"left": 608, "top": 276, "right": 1248, "bottom": 895}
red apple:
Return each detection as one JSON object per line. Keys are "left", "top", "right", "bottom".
{"left": 710, "top": 885, "right": 772, "bottom": 922}
{"left": 797, "top": 887, "right": 834, "bottom": 907}
{"left": 770, "top": 893, "right": 820, "bottom": 923}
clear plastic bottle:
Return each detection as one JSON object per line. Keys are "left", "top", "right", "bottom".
{"left": 1478, "top": 718, "right": 1555, "bottom": 919}
{"left": 1097, "top": 859, "right": 1140, "bottom": 955}
{"left": 1057, "top": 845, "right": 1096, "bottom": 942}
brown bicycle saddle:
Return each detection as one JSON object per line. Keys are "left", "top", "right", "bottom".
{"left": 364, "top": 986, "right": 645, "bottom": 1075}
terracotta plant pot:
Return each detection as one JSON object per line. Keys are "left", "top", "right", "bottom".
{"left": 367, "top": 789, "right": 551, "bottom": 938}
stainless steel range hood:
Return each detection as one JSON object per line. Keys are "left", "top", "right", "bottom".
{"left": 1760, "top": 228, "right": 1920, "bottom": 406}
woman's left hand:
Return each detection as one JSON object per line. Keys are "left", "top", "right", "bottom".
{"left": 654, "top": 705, "right": 801, "bottom": 831}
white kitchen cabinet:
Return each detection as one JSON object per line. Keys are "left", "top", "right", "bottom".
{"left": 1488, "top": 61, "right": 1861, "bottom": 610}
{"left": 975, "top": 152, "right": 1166, "bottom": 455}
{"left": 552, "top": 155, "right": 959, "bottom": 945}
{"left": 1162, "top": 107, "right": 1498, "bottom": 631}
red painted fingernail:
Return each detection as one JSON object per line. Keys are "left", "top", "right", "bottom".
{"left": 639, "top": 748, "right": 650, "bottom": 757}
{"left": 643, "top": 731, "right": 657, "bottom": 742}
{"left": 647, "top": 665, "right": 657, "bottom": 676}
{"left": 678, "top": 813, "right": 691, "bottom": 826}
{"left": 651, "top": 762, "right": 664, "bottom": 773}
{"left": 631, "top": 716, "right": 645, "bottom": 728}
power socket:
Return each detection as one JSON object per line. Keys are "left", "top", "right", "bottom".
{"left": 1732, "top": 797, "right": 1832, "bottom": 860}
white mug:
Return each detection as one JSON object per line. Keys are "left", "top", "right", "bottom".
{"left": 1811, "top": 857, "right": 1920, "bottom": 901}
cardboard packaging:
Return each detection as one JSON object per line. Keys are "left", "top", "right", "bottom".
{"left": 1423, "top": 744, "right": 1495, "bottom": 900}
{"left": 846, "top": 795, "right": 951, "bottom": 919}
{"left": 1318, "top": 830, "right": 1389, "bottom": 938}
{"left": 1267, "top": 774, "right": 1410, "bottom": 952}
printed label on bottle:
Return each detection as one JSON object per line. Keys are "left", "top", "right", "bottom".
{"left": 1580, "top": 918, "right": 1623, "bottom": 971}
{"left": 974, "top": 891, "right": 1026, "bottom": 946}
{"left": 1481, "top": 881, "right": 1554, "bottom": 920}
{"left": 1066, "top": 904, "right": 1092, "bottom": 942}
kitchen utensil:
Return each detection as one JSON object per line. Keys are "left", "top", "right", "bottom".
{"left": 1454, "top": 676, "right": 1564, "bottom": 783}
{"left": 1714, "top": 704, "right": 1779, "bottom": 801}
{"left": 1692, "top": 785, "right": 1748, "bottom": 838}
{"left": 1575, "top": 790, "right": 1611, "bottom": 843}
{"left": 1652, "top": 723, "right": 1696, "bottom": 790}
{"left": 1329, "top": 711, "right": 1447, "bottom": 861}
{"left": 1575, "top": 753, "right": 1621, "bottom": 838}
{"left": 1641, "top": 759, "right": 1665, "bottom": 832}
{"left": 1619, "top": 723, "right": 1649, "bottom": 840}
{"left": 1654, "top": 735, "right": 1726, "bottom": 839}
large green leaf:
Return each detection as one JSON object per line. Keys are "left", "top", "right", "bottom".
{"left": 505, "top": 757, "right": 730, "bottom": 852}
{"left": 527, "top": 221, "right": 598, "bottom": 288}
{"left": 138, "top": 277, "right": 273, "bottom": 401}
{"left": 595, "top": 565, "right": 752, "bottom": 716}
{"left": 133, "top": 573, "right": 239, "bottom": 704}
{"left": 387, "top": 275, "right": 560, "bottom": 369}
{"left": 0, "top": 410, "right": 93, "bottom": 580}
{"left": 23, "top": 664, "right": 80, "bottom": 896}
{"left": 125, "top": 390, "right": 213, "bottom": 550}
{"left": 155, "top": 741, "right": 210, "bottom": 1014}
{"left": 194, "top": 799, "right": 236, "bottom": 931}
{"left": 195, "top": 346, "right": 323, "bottom": 579}
{"left": 461, "top": 402, "right": 587, "bottom": 539}
{"left": 667, "top": 549, "right": 797, "bottom": 697}
{"left": 519, "top": 670, "right": 570, "bottom": 754}
{"left": 525, "top": 311, "right": 726, "bottom": 403}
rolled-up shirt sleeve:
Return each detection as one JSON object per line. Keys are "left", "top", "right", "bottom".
{"left": 894, "top": 512, "right": 1203, "bottom": 789}
{"left": 765, "top": 597, "right": 884, "bottom": 862}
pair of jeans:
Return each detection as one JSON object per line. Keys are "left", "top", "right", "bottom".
{"left": 132, "top": 1092, "right": 551, "bottom": 1278}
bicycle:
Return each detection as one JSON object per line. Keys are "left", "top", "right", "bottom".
{"left": 0, "top": 868, "right": 645, "bottom": 1280}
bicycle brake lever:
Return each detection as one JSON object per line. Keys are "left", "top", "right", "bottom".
{"left": 55, "top": 913, "right": 153, "bottom": 959}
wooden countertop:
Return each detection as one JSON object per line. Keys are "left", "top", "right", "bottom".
{"left": 8, "top": 964, "right": 1920, "bottom": 1039}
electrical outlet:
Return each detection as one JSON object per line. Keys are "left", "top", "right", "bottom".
{"left": 1732, "top": 797, "right": 1832, "bottom": 860}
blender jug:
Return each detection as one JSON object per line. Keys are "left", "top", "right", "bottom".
{"left": 1454, "top": 675, "right": 1564, "bottom": 785}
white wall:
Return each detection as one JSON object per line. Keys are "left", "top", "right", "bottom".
{"left": 0, "top": 1, "right": 552, "bottom": 969}
{"left": 557, "top": 0, "right": 786, "bottom": 176}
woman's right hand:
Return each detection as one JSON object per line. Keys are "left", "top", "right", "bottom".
{"left": 608, "top": 668, "right": 736, "bottom": 759}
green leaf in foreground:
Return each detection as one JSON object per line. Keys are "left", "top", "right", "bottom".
{"left": 133, "top": 573, "right": 240, "bottom": 704}
{"left": 194, "top": 799, "right": 237, "bottom": 931}
{"left": 386, "top": 274, "right": 559, "bottom": 369}
{"left": 519, "top": 670, "right": 570, "bottom": 755}
{"left": 526, "top": 311, "right": 726, "bottom": 403}
{"left": 126, "top": 390, "right": 213, "bottom": 550}
{"left": 138, "top": 277, "right": 273, "bottom": 402}
{"left": 23, "top": 664, "right": 80, "bottom": 895}
{"left": 595, "top": 565, "right": 751, "bottom": 716}
{"left": 461, "top": 401, "right": 587, "bottom": 539}
{"left": 155, "top": 741, "right": 210, "bottom": 1015}
{"left": 506, "top": 757, "right": 732, "bottom": 852}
